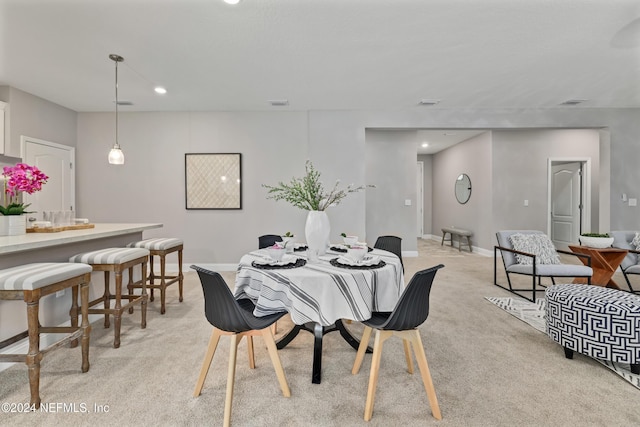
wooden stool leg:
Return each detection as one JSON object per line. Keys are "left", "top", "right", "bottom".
{"left": 113, "top": 270, "right": 123, "bottom": 348}
{"left": 24, "top": 293, "right": 42, "bottom": 408}
{"left": 178, "top": 249, "right": 184, "bottom": 302}
{"left": 141, "top": 261, "right": 148, "bottom": 329}
{"left": 149, "top": 255, "right": 155, "bottom": 302}
{"left": 103, "top": 271, "right": 111, "bottom": 328}
{"left": 160, "top": 254, "right": 167, "bottom": 314}
{"left": 70, "top": 284, "right": 79, "bottom": 348}
{"left": 128, "top": 266, "right": 135, "bottom": 314}
{"left": 80, "top": 281, "right": 91, "bottom": 373}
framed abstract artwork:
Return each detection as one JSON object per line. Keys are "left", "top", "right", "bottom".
{"left": 185, "top": 153, "right": 242, "bottom": 210}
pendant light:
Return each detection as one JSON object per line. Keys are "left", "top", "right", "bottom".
{"left": 108, "top": 54, "right": 125, "bottom": 165}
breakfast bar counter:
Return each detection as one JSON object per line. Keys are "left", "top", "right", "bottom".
{"left": 0, "top": 223, "right": 163, "bottom": 343}
{"left": 0, "top": 223, "right": 163, "bottom": 256}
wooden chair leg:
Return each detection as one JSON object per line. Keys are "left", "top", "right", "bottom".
{"left": 247, "top": 335, "right": 255, "bottom": 369}
{"left": 405, "top": 330, "right": 441, "bottom": 420}
{"left": 260, "top": 328, "right": 291, "bottom": 397}
{"left": 224, "top": 334, "right": 240, "bottom": 427}
{"left": 403, "top": 339, "right": 414, "bottom": 374}
{"left": 364, "top": 330, "right": 392, "bottom": 421}
{"left": 352, "top": 326, "right": 373, "bottom": 374}
{"left": 193, "top": 328, "right": 222, "bottom": 397}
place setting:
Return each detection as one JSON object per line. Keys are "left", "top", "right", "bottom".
{"left": 328, "top": 234, "right": 373, "bottom": 254}
{"left": 251, "top": 244, "right": 307, "bottom": 269}
{"left": 330, "top": 244, "right": 386, "bottom": 270}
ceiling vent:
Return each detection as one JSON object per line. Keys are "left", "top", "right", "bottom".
{"left": 418, "top": 99, "right": 440, "bottom": 106}
{"left": 269, "top": 99, "right": 289, "bottom": 106}
{"left": 560, "top": 99, "right": 587, "bottom": 106}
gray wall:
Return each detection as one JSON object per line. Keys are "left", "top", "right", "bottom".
{"left": 0, "top": 86, "right": 77, "bottom": 157}
{"left": 417, "top": 154, "right": 433, "bottom": 236}
{"left": 76, "top": 111, "right": 311, "bottom": 264}
{"left": 365, "top": 129, "right": 418, "bottom": 252}
{"left": 433, "top": 132, "right": 493, "bottom": 249}
{"left": 491, "top": 129, "right": 601, "bottom": 246}
{"left": 2, "top": 85, "right": 639, "bottom": 262}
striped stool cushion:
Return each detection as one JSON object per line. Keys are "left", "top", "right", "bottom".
{"left": 70, "top": 248, "right": 150, "bottom": 265}
{"left": 127, "top": 238, "right": 183, "bottom": 251}
{"left": 0, "top": 263, "right": 93, "bottom": 291}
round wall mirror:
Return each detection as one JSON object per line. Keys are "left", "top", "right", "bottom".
{"left": 455, "top": 174, "right": 472, "bottom": 204}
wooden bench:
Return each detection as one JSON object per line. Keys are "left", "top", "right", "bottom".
{"left": 441, "top": 227, "right": 473, "bottom": 252}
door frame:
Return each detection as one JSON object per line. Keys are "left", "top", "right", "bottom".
{"left": 417, "top": 160, "right": 424, "bottom": 237}
{"left": 546, "top": 157, "right": 591, "bottom": 244}
{"left": 20, "top": 135, "right": 75, "bottom": 211}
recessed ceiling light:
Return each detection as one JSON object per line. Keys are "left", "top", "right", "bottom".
{"left": 418, "top": 99, "right": 440, "bottom": 106}
{"left": 224, "top": 0, "right": 240, "bottom": 4}
{"left": 560, "top": 99, "right": 588, "bottom": 105}
{"left": 269, "top": 99, "right": 289, "bottom": 106}
{"left": 154, "top": 87, "right": 167, "bottom": 95}
{"left": 421, "top": 143, "right": 429, "bottom": 148}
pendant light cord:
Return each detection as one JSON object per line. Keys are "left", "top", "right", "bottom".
{"left": 114, "top": 57, "right": 119, "bottom": 149}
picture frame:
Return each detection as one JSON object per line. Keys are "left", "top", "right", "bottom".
{"left": 185, "top": 153, "right": 242, "bottom": 210}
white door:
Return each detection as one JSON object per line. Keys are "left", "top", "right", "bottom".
{"left": 21, "top": 136, "right": 75, "bottom": 222}
{"left": 550, "top": 162, "right": 582, "bottom": 248}
{"left": 416, "top": 161, "right": 424, "bottom": 237}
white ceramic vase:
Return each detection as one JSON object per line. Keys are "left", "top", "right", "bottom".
{"left": 0, "top": 215, "right": 27, "bottom": 236}
{"left": 305, "top": 210, "right": 330, "bottom": 261}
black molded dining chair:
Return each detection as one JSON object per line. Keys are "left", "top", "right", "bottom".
{"left": 190, "top": 265, "right": 291, "bottom": 427}
{"left": 352, "top": 264, "right": 444, "bottom": 421}
{"left": 258, "top": 234, "right": 283, "bottom": 249}
{"left": 374, "top": 235, "right": 403, "bottom": 272}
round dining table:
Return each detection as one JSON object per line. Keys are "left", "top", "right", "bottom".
{"left": 234, "top": 246, "right": 405, "bottom": 383}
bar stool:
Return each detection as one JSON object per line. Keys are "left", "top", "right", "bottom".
{"left": 126, "top": 238, "right": 183, "bottom": 314}
{"left": 69, "top": 248, "right": 149, "bottom": 348}
{"left": 0, "top": 263, "right": 93, "bottom": 408}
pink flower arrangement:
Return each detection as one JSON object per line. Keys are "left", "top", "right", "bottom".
{"left": 1, "top": 163, "right": 49, "bottom": 215}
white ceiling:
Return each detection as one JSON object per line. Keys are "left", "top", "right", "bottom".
{"left": 1, "top": 0, "right": 638, "bottom": 117}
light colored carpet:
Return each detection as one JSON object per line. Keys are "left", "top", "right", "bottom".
{"left": 1, "top": 239, "right": 639, "bottom": 426}
{"left": 485, "top": 296, "right": 640, "bottom": 389}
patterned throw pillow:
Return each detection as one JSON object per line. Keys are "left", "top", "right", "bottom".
{"left": 632, "top": 232, "right": 640, "bottom": 251}
{"left": 509, "top": 233, "right": 561, "bottom": 265}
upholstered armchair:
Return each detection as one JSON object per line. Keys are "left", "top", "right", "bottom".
{"left": 610, "top": 230, "right": 640, "bottom": 294}
{"left": 494, "top": 230, "right": 593, "bottom": 302}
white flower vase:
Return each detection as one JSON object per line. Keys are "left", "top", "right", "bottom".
{"left": 0, "top": 215, "right": 26, "bottom": 236}
{"left": 305, "top": 210, "right": 330, "bottom": 262}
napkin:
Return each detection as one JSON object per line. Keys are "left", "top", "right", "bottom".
{"left": 253, "top": 255, "right": 297, "bottom": 266}
{"left": 337, "top": 255, "right": 381, "bottom": 266}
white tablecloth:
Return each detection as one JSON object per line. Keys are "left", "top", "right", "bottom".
{"left": 234, "top": 248, "right": 405, "bottom": 326}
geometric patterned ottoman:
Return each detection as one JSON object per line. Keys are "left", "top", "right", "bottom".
{"left": 545, "top": 283, "right": 640, "bottom": 374}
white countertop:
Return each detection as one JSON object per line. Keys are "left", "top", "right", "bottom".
{"left": 0, "top": 223, "right": 163, "bottom": 255}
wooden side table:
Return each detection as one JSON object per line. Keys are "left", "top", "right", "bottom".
{"left": 567, "top": 245, "right": 628, "bottom": 289}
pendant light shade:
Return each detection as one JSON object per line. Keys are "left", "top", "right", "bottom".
{"left": 108, "top": 54, "right": 125, "bottom": 165}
